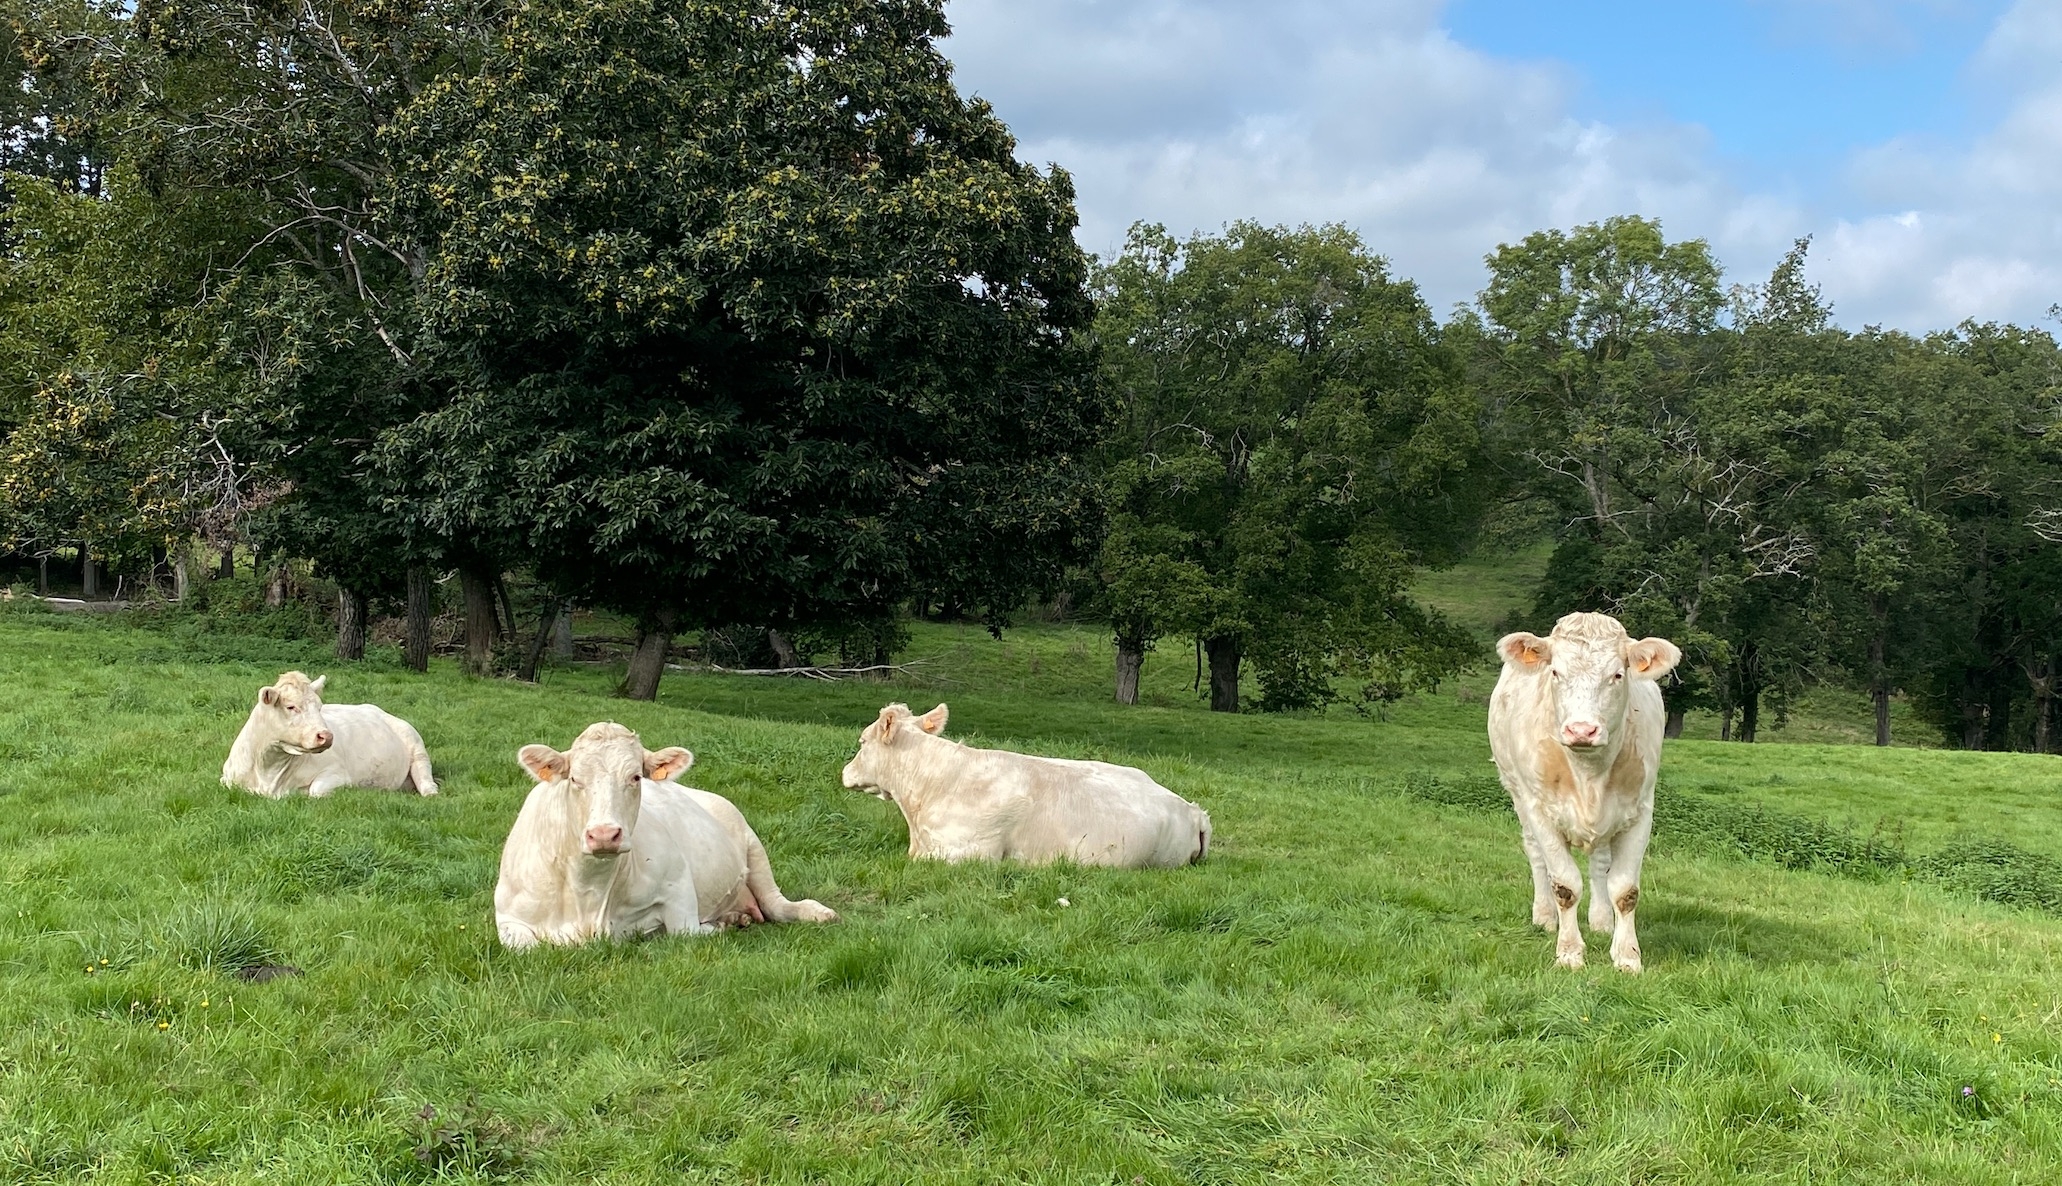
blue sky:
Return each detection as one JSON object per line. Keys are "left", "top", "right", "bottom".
{"left": 941, "top": 0, "right": 2062, "bottom": 329}
{"left": 1446, "top": 1, "right": 2009, "bottom": 167}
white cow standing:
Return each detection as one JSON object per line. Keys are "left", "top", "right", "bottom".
{"left": 495, "top": 722, "right": 838, "bottom": 949}
{"left": 840, "top": 702, "right": 1211, "bottom": 868}
{"left": 1488, "top": 612, "right": 1681, "bottom": 973}
{"left": 222, "top": 671, "right": 438, "bottom": 798}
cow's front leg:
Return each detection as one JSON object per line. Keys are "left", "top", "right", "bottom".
{"left": 1519, "top": 808, "right": 1586, "bottom": 969}
{"left": 1603, "top": 818, "right": 1653, "bottom": 973}
{"left": 1521, "top": 821, "right": 1555, "bottom": 929}
{"left": 306, "top": 774, "right": 346, "bottom": 798}
{"left": 1587, "top": 842, "right": 1616, "bottom": 934}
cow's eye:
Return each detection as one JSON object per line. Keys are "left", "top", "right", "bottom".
{"left": 286, "top": 705, "right": 299, "bottom": 713}
{"left": 1613, "top": 671, "right": 1624, "bottom": 681}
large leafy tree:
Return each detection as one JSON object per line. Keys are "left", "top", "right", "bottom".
{"left": 376, "top": 0, "right": 1103, "bottom": 699}
{"left": 0, "top": 172, "right": 256, "bottom": 585}
{"left": 1094, "top": 221, "right": 1481, "bottom": 713}
{"left": 1474, "top": 218, "right": 1819, "bottom": 739}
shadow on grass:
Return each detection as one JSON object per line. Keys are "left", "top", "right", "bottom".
{"left": 1642, "top": 900, "right": 1851, "bottom": 967}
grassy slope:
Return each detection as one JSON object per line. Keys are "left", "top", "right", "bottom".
{"left": 3, "top": 607, "right": 2062, "bottom": 1183}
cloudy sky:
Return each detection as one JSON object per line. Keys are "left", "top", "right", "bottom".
{"left": 940, "top": 0, "right": 2062, "bottom": 331}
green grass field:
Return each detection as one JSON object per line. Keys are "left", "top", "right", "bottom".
{"left": 4, "top": 603, "right": 2062, "bottom": 1183}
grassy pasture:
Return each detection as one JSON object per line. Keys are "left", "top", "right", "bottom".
{"left": 3, "top": 607, "right": 2062, "bottom": 1183}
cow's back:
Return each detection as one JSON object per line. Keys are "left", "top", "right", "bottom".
{"left": 978, "top": 755, "right": 1205, "bottom": 868}
{"left": 312, "top": 704, "right": 417, "bottom": 789}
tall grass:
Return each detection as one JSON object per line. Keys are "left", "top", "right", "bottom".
{"left": 4, "top": 605, "right": 2062, "bottom": 1182}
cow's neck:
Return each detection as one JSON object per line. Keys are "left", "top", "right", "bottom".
{"left": 885, "top": 734, "right": 966, "bottom": 824}
{"left": 533, "top": 791, "right": 628, "bottom": 936}
{"left": 229, "top": 710, "right": 302, "bottom": 796}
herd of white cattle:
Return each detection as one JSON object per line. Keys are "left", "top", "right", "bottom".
{"left": 220, "top": 610, "right": 1677, "bottom": 971}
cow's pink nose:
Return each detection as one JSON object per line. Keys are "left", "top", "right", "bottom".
{"left": 312, "top": 731, "right": 334, "bottom": 751}
{"left": 584, "top": 825, "right": 625, "bottom": 853}
{"left": 1563, "top": 722, "right": 1602, "bottom": 747}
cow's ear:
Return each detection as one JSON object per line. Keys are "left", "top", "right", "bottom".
{"left": 309, "top": 674, "right": 327, "bottom": 693}
{"left": 1627, "top": 637, "right": 1682, "bottom": 681}
{"left": 259, "top": 685, "right": 278, "bottom": 706}
{"left": 1498, "top": 632, "right": 1553, "bottom": 669}
{"left": 872, "top": 704, "right": 905, "bottom": 740}
{"left": 643, "top": 747, "right": 694, "bottom": 782}
{"left": 518, "top": 744, "right": 569, "bottom": 783}
{"left": 915, "top": 704, "right": 948, "bottom": 735}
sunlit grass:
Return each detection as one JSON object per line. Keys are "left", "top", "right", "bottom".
{"left": 3, "top": 604, "right": 2062, "bottom": 1182}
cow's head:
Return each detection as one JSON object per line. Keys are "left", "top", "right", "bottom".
{"left": 517, "top": 722, "right": 693, "bottom": 857}
{"left": 1497, "top": 612, "right": 1680, "bottom": 751}
{"left": 255, "top": 671, "right": 334, "bottom": 754}
{"left": 840, "top": 702, "right": 948, "bottom": 798}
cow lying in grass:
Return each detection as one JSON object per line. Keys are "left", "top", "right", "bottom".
{"left": 222, "top": 672, "right": 438, "bottom": 799}
{"left": 495, "top": 722, "right": 838, "bottom": 948}
{"left": 841, "top": 703, "right": 1211, "bottom": 868}
{"left": 1489, "top": 612, "right": 1681, "bottom": 973}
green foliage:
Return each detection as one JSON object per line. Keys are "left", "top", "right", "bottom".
{"left": 0, "top": 171, "right": 256, "bottom": 560}
{"left": 1094, "top": 221, "right": 1482, "bottom": 710}
{"left": 374, "top": 0, "right": 1101, "bottom": 646}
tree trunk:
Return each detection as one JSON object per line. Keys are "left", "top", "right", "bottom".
{"left": 1205, "top": 636, "right": 1240, "bottom": 713}
{"left": 2029, "top": 656, "right": 2053, "bottom": 756}
{"left": 265, "top": 564, "right": 287, "bottom": 607}
{"left": 620, "top": 607, "right": 678, "bottom": 701}
{"left": 171, "top": 543, "right": 190, "bottom": 602}
{"left": 1662, "top": 671, "right": 1685, "bottom": 739}
{"left": 1735, "top": 642, "right": 1761, "bottom": 743}
{"left": 1719, "top": 709, "right": 1734, "bottom": 742}
{"left": 36, "top": 554, "right": 48, "bottom": 596}
{"left": 1870, "top": 631, "right": 1890, "bottom": 747}
{"left": 82, "top": 549, "right": 99, "bottom": 598}
{"left": 518, "top": 597, "right": 562, "bottom": 683}
{"left": 217, "top": 548, "right": 233, "bottom": 580}
{"left": 460, "top": 567, "right": 497, "bottom": 677}
{"left": 768, "top": 629, "right": 802, "bottom": 669}
{"left": 404, "top": 565, "right": 434, "bottom": 673}
{"left": 1961, "top": 668, "right": 1986, "bottom": 751}
{"left": 1987, "top": 671, "right": 2015, "bottom": 752}
{"left": 150, "top": 545, "right": 169, "bottom": 596}
{"left": 494, "top": 572, "right": 519, "bottom": 640}
{"left": 552, "top": 606, "right": 575, "bottom": 660}
{"left": 336, "top": 588, "right": 368, "bottom": 661}
{"left": 1114, "top": 635, "right": 1145, "bottom": 706}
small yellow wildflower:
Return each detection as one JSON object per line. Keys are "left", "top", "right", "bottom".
{"left": 1994, "top": 1033, "right": 2003, "bottom": 1044}
{"left": 156, "top": 1021, "right": 169, "bottom": 1031}
{"left": 200, "top": 1000, "right": 209, "bottom": 1008}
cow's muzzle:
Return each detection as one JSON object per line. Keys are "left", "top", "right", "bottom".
{"left": 1561, "top": 721, "right": 1604, "bottom": 748}
{"left": 583, "top": 824, "right": 626, "bottom": 854}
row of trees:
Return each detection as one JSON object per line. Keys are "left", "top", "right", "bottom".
{"left": 1, "top": 0, "right": 1100, "bottom": 699}
{"left": 1461, "top": 218, "right": 2062, "bottom": 750}
{"left": 4, "top": 1, "right": 2059, "bottom": 743}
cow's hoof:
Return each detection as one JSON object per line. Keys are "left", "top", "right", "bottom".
{"left": 307, "top": 787, "right": 335, "bottom": 799}
{"left": 416, "top": 785, "right": 439, "bottom": 797}
{"left": 1532, "top": 908, "right": 1556, "bottom": 929}
{"left": 1614, "top": 958, "right": 1643, "bottom": 974}
{"left": 1588, "top": 917, "right": 1615, "bottom": 936}
{"left": 1555, "top": 950, "right": 1585, "bottom": 970}
{"left": 795, "top": 900, "right": 840, "bottom": 924}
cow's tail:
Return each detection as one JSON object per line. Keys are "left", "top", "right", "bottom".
{"left": 1191, "top": 810, "right": 1213, "bottom": 865}
{"left": 744, "top": 833, "right": 840, "bottom": 924}
{"left": 407, "top": 744, "right": 439, "bottom": 797}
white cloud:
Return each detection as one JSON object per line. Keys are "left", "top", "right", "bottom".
{"left": 943, "top": 0, "right": 2062, "bottom": 331}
